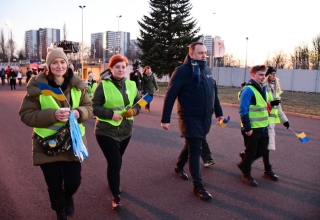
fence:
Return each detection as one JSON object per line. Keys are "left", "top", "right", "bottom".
{"left": 155, "top": 67, "right": 320, "bottom": 93}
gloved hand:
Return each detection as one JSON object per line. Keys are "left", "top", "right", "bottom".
{"left": 283, "top": 121, "right": 289, "bottom": 129}
{"left": 270, "top": 100, "right": 281, "bottom": 106}
{"left": 122, "top": 108, "right": 136, "bottom": 118}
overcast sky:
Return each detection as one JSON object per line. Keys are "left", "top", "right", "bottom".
{"left": 1, "top": 0, "right": 319, "bottom": 64}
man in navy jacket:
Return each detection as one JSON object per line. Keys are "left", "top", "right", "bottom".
{"left": 161, "top": 42, "right": 224, "bottom": 200}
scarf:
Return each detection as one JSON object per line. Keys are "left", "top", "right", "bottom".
{"left": 191, "top": 59, "right": 206, "bottom": 90}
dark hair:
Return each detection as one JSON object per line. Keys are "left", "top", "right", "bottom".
{"left": 241, "top": 82, "right": 246, "bottom": 87}
{"left": 250, "top": 65, "right": 266, "bottom": 74}
{"left": 108, "top": 54, "right": 129, "bottom": 68}
{"left": 189, "top": 42, "right": 204, "bottom": 53}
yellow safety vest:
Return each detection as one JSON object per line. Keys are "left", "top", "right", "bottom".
{"left": 266, "top": 91, "right": 280, "bottom": 123}
{"left": 34, "top": 87, "right": 85, "bottom": 138}
{"left": 246, "top": 85, "right": 269, "bottom": 128}
{"left": 87, "top": 82, "right": 97, "bottom": 99}
{"left": 97, "top": 80, "right": 136, "bottom": 126}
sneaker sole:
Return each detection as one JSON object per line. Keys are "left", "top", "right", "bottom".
{"left": 204, "top": 161, "right": 216, "bottom": 168}
{"left": 241, "top": 177, "right": 258, "bottom": 187}
{"left": 263, "top": 173, "right": 279, "bottom": 181}
{"left": 193, "top": 191, "right": 212, "bottom": 200}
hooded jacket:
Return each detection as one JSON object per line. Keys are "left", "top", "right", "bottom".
{"left": 161, "top": 55, "right": 223, "bottom": 138}
{"left": 92, "top": 74, "right": 141, "bottom": 141}
{"left": 19, "top": 72, "right": 92, "bottom": 165}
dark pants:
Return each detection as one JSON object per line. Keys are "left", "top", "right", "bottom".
{"left": 18, "top": 78, "right": 22, "bottom": 86}
{"left": 177, "top": 138, "right": 213, "bottom": 168}
{"left": 177, "top": 137, "right": 203, "bottom": 188}
{"left": 40, "top": 161, "right": 82, "bottom": 212}
{"left": 96, "top": 135, "right": 131, "bottom": 196}
{"left": 241, "top": 129, "right": 269, "bottom": 176}
{"left": 145, "top": 94, "right": 153, "bottom": 110}
{"left": 262, "top": 150, "right": 272, "bottom": 171}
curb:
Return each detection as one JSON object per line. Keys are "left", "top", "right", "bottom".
{"left": 154, "top": 94, "right": 320, "bottom": 120}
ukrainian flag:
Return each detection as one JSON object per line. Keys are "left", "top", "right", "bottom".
{"left": 296, "top": 132, "right": 309, "bottom": 143}
{"left": 136, "top": 93, "right": 153, "bottom": 107}
{"left": 219, "top": 116, "right": 230, "bottom": 127}
{"left": 38, "top": 83, "right": 66, "bottom": 101}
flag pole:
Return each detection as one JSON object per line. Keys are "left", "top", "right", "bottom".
{"left": 59, "top": 88, "right": 72, "bottom": 108}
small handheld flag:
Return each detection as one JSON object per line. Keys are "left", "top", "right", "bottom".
{"left": 212, "top": 116, "right": 230, "bottom": 128}
{"left": 219, "top": 116, "right": 230, "bottom": 127}
{"left": 289, "top": 127, "right": 309, "bottom": 143}
{"left": 38, "top": 83, "right": 66, "bottom": 101}
{"left": 135, "top": 93, "right": 153, "bottom": 108}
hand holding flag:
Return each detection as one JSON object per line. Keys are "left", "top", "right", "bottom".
{"left": 212, "top": 116, "right": 230, "bottom": 128}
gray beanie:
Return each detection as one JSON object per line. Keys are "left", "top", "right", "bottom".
{"left": 46, "top": 47, "right": 68, "bottom": 67}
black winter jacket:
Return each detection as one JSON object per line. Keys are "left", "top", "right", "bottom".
{"left": 161, "top": 55, "right": 223, "bottom": 138}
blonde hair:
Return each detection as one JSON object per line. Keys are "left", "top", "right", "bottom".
{"left": 264, "top": 75, "right": 283, "bottom": 94}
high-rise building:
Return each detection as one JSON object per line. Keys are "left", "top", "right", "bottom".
{"left": 24, "top": 30, "right": 38, "bottom": 60}
{"left": 90, "top": 32, "right": 104, "bottom": 59}
{"left": 199, "top": 35, "right": 213, "bottom": 57}
{"left": 106, "top": 31, "right": 130, "bottom": 57}
{"left": 25, "top": 28, "right": 60, "bottom": 61}
{"left": 38, "top": 28, "right": 60, "bottom": 60}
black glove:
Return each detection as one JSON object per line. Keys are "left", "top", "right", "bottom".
{"left": 270, "top": 100, "right": 281, "bottom": 106}
{"left": 283, "top": 121, "right": 289, "bottom": 129}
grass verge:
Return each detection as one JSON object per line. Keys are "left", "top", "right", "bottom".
{"left": 155, "top": 83, "right": 320, "bottom": 117}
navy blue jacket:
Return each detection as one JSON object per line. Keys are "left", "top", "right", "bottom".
{"left": 161, "top": 55, "right": 223, "bottom": 138}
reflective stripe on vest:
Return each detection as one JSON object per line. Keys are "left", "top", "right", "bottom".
{"left": 266, "top": 91, "right": 280, "bottom": 123}
{"left": 247, "top": 85, "right": 269, "bottom": 128}
{"left": 34, "top": 87, "right": 85, "bottom": 138}
{"left": 87, "top": 82, "right": 97, "bottom": 99}
{"left": 97, "top": 80, "right": 136, "bottom": 126}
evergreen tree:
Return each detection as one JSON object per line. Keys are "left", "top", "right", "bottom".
{"left": 137, "top": 0, "right": 201, "bottom": 78}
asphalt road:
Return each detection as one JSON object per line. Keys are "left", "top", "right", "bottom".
{"left": 0, "top": 83, "right": 319, "bottom": 220}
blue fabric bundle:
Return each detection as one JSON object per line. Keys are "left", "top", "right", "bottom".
{"left": 69, "top": 111, "right": 88, "bottom": 162}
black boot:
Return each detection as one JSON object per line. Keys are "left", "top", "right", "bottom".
{"left": 65, "top": 196, "right": 74, "bottom": 216}
{"left": 56, "top": 209, "right": 67, "bottom": 220}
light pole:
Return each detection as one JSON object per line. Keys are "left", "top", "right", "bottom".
{"left": 244, "top": 37, "right": 248, "bottom": 83}
{"left": 79, "top": 5, "right": 86, "bottom": 78}
{"left": 116, "top": 15, "right": 122, "bottom": 54}
{"left": 5, "top": 23, "right": 10, "bottom": 66}
{"left": 210, "top": 13, "right": 216, "bottom": 69}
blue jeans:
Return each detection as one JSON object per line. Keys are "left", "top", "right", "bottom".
{"left": 177, "top": 137, "right": 203, "bottom": 188}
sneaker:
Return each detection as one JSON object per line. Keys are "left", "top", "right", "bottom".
{"left": 204, "top": 160, "right": 215, "bottom": 168}
{"left": 174, "top": 166, "right": 189, "bottom": 180}
{"left": 264, "top": 170, "right": 279, "bottom": 181}
{"left": 112, "top": 195, "right": 123, "bottom": 210}
{"left": 239, "top": 151, "right": 245, "bottom": 159}
{"left": 241, "top": 176, "right": 258, "bottom": 187}
{"left": 193, "top": 187, "right": 212, "bottom": 200}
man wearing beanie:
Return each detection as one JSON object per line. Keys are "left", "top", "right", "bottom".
{"left": 19, "top": 46, "right": 92, "bottom": 220}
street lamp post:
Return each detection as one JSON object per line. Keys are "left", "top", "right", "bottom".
{"left": 5, "top": 23, "right": 10, "bottom": 66}
{"left": 79, "top": 5, "right": 86, "bottom": 78}
{"left": 116, "top": 15, "right": 122, "bottom": 54}
{"left": 244, "top": 37, "right": 249, "bottom": 83}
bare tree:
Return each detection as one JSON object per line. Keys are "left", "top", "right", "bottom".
{"left": 272, "top": 50, "right": 287, "bottom": 69}
{"left": 62, "top": 22, "right": 68, "bottom": 41}
{"left": 291, "top": 43, "right": 309, "bottom": 69}
{"left": 223, "top": 53, "right": 236, "bottom": 67}
{"left": 310, "top": 33, "right": 320, "bottom": 70}
{"left": 6, "top": 29, "right": 16, "bottom": 60}
{"left": 0, "top": 29, "right": 6, "bottom": 60}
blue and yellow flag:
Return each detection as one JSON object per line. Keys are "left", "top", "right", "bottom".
{"left": 38, "top": 83, "right": 66, "bottom": 101}
{"left": 295, "top": 132, "right": 309, "bottom": 143}
{"left": 219, "top": 116, "right": 230, "bottom": 127}
{"left": 136, "top": 93, "right": 153, "bottom": 108}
